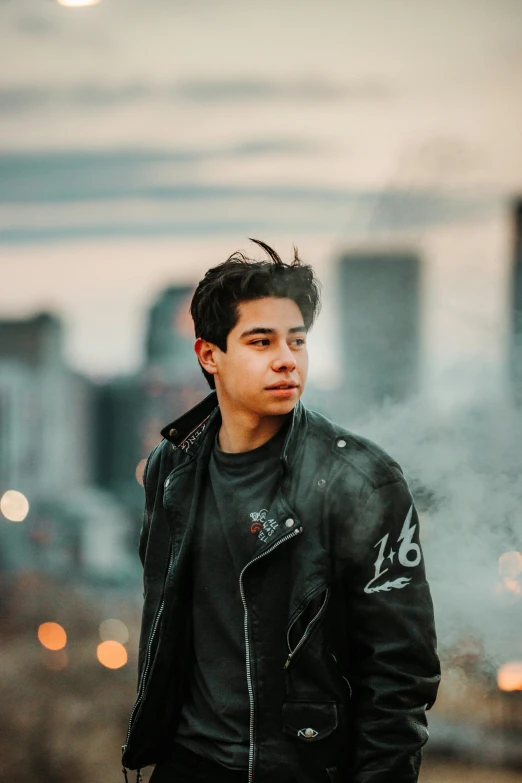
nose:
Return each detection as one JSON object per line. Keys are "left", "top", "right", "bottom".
{"left": 272, "top": 340, "right": 296, "bottom": 372}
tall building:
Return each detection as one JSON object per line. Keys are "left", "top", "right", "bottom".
{"left": 142, "top": 284, "right": 207, "bottom": 431}
{"left": 0, "top": 360, "right": 33, "bottom": 493}
{"left": 0, "top": 311, "right": 62, "bottom": 367}
{"left": 92, "top": 285, "right": 207, "bottom": 528}
{"left": 146, "top": 285, "right": 198, "bottom": 380}
{"left": 0, "top": 312, "right": 128, "bottom": 582}
{"left": 93, "top": 374, "right": 143, "bottom": 500}
{"left": 510, "top": 198, "right": 522, "bottom": 404}
{"left": 337, "top": 250, "right": 421, "bottom": 415}
{"left": 0, "top": 313, "right": 93, "bottom": 496}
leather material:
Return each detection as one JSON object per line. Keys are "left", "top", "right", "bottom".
{"left": 326, "top": 768, "right": 341, "bottom": 783}
{"left": 281, "top": 701, "right": 339, "bottom": 742}
{"left": 123, "top": 393, "right": 441, "bottom": 783}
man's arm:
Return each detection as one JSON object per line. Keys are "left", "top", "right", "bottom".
{"left": 138, "top": 441, "right": 164, "bottom": 569}
{"left": 346, "top": 479, "right": 440, "bottom": 783}
{"left": 136, "top": 440, "right": 166, "bottom": 687}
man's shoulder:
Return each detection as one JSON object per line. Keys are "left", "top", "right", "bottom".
{"left": 304, "top": 407, "right": 405, "bottom": 491}
{"left": 142, "top": 437, "right": 185, "bottom": 489}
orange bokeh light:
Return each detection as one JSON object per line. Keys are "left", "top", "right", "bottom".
{"left": 498, "top": 661, "right": 522, "bottom": 692}
{"left": 500, "top": 577, "right": 522, "bottom": 596}
{"left": 498, "top": 551, "right": 522, "bottom": 578}
{"left": 97, "top": 640, "right": 128, "bottom": 669}
{"left": 135, "top": 459, "right": 146, "bottom": 486}
{"left": 37, "top": 622, "right": 67, "bottom": 651}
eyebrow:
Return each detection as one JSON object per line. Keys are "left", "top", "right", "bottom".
{"left": 240, "top": 325, "right": 307, "bottom": 339}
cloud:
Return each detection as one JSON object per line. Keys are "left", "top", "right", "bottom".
{"left": 0, "top": 145, "right": 495, "bottom": 244}
{"left": 0, "top": 143, "right": 321, "bottom": 203}
{"left": 175, "top": 77, "right": 391, "bottom": 103}
{"left": 15, "top": 15, "right": 57, "bottom": 37}
{"left": 0, "top": 85, "right": 150, "bottom": 112}
{"left": 0, "top": 77, "right": 392, "bottom": 114}
{"left": 0, "top": 180, "right": 494, "bottom": 245}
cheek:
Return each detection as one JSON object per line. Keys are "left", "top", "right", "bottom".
{"left": 224, "top": 352, "right": 264, "bottom": 388}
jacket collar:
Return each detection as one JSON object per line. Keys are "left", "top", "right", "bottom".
{"left": 160, "top": 391, "right": 219, "bottom": 451}
{"left": 160, "top": 390, "right": 306, "bottom": 467}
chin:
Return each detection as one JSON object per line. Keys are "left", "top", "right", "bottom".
{"left": 233, "top": 390, "right": 301, "bottom": 417}
{"left": 264, "top": 398, "right": 299, "bottom": 416}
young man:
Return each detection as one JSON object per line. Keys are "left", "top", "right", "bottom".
{"left": 122, "top": 240, "right": 440, "bottom": 783}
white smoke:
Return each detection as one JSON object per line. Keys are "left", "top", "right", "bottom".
{"left": 336, "top": 388, "right": 522, "bottom": 674}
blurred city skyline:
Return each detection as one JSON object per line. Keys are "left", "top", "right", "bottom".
{"left": 2, "top": 4, "right": 522, "bottom": 779}
{"left": 1, "top": 0, "right": 521, "bottom": 398}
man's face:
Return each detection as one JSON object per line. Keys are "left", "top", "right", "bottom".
{"left": 204, "top": 297, "right": 309, "bottom": 418}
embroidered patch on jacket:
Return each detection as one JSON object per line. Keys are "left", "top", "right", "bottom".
{"left": 249, "top": 508, "right": 279, "bottom": 543}
{"left": 179, "top": 419, "right": 209, "bottom": 452}
{"left": 364, "top": 504, "right": 421, "bottom": 594}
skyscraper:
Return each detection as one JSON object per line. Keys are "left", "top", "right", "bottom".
{"left": 145, "top": 285, "right": 197, "bottom": 379}
{"left": 142, "top": 284, "right": 207, "bottom": 440}
{"left": 0, "top": 312, "right": 93, "bottom": 495}
{"left": 510, "top": 198, "right": 522, "bottom": 404}
{"left": 92, "top": 284, "right": 207, "bottom": 523}
{"left": 337, "top": 250, "right": 421, "bottom": 415}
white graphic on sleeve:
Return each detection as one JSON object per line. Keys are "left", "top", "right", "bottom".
{"left": 250, "top": 509, "right": 279, "bottom": 543}
{"left": 364, "top": 504, "right": 420, "bottom": 594}
{"left": 397, "top": 504, "right": 421, "bottom": 566}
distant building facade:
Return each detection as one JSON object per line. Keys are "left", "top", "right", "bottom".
{"left": 93, "top": 285, "right": 207, "bottom": 527}
{"left": 0, "top": 313, "right": 124, "bottom": 580}
{"left": 337, "top": 250, "right": 421, "bottom": 415}
{"left": 146, "top": 285, "right": 197, "bottom": 379}
{"left": 0, "top": 313, "right": 93, "bottom": 497}
{"left": 142, "top": 283, "right": 207, "bottom": 440}
{"left": 510, "top": 198, "right": 522, "bottom": 404}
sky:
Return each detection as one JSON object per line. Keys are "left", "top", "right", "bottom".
{"left": 1, "top": 0, "right": 521, "bottom": 392}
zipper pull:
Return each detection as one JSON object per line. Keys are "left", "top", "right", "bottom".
{"left": 283, "top": 653, "right": 293, "bottom": 670}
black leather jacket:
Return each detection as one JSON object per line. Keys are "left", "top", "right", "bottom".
{"left": 122, "top": 392, "right": 440, "bottom": 783}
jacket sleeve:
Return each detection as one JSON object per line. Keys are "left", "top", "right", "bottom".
{"left": 135, "top": 440, "right": 166, "bottom": 689}
{"left": 138, "top": 442, "right": 163, "bottom": 572}
{"left": 345, "top": 479, "right": 440, "bottom": 783}
{"left": 138, "top": 454, "right": 153, "bottom": 569}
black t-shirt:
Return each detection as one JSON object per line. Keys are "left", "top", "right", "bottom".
{"left": 175, "top": 420, "right": 288, "bottom": 770}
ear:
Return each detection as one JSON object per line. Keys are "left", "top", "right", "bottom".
{"left": 195, "top": 337, "right": 219, "bottom": 379}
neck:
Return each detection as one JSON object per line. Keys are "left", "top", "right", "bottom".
{"left": 217, "top": 402, "right": 290, "bottom": 454}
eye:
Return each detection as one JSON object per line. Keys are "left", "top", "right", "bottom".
{"left": 291, "top": 338, "right": 306, "bottom": 347}
{"left": 251, "top": 339, "right": 270, "bottom": 346}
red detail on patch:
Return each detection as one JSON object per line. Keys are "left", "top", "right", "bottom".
{"left": 250, "top": 522, "right": 262, "bottom": 534}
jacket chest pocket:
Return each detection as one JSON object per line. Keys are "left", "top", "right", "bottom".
{"left": 284, "top": 586, "right": 330, "bottom": 671}
{"left": 282, "top": 700, "right": 338, "bottom": 742}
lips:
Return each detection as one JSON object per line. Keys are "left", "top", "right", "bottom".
{"left": 266, "top": 382, "right": 298, "bottom": 390}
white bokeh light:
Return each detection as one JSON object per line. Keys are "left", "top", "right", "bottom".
{"left": 0, "top": 490, "right": 29, "bottom": 522}
{"left": 99, "top": 618, "right": 129, "bottom": 645}
{"left": 56, "top": 0, "right": 102, "bottom": 7}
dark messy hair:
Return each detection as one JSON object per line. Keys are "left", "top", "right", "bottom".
{"left": 191, "top": 238, "right": 321, "bottom": 389}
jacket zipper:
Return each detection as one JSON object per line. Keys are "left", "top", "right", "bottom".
{"left": 239, "top": 525, "right": 303, "bottom": 783}
{"left": 123, "top": 547, "right": 174, "bottom": 756}
{"left": 283, "top": 586, "right": 330, "bottom": 670}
